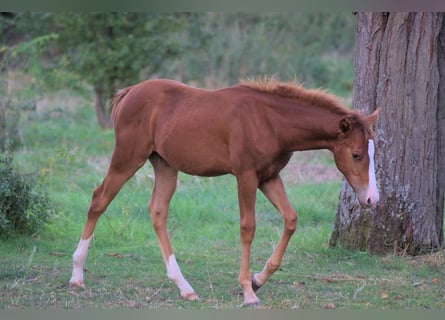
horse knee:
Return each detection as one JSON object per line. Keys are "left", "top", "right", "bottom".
{"left": 90, "top": 191, "right": 106, "bottom": 211}
{"left": 240, "top": 219, "right": 256, "bottom": 243}
{"left": 285, "top": 212, "right": 298, "bottom": 234}
{"left": 266, "top": 259, "right": 280, "bottom": 273}
{"left": 148, "top": 203, "right": 168, "bottom": 231}
{"left": 87, "top": 188, "right": 108, "bottom": 220}
{"left": 87, "top": 201, "right": 104, "bottom": 221}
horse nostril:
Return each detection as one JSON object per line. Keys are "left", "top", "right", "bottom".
{"left": 367, "top": 197, "right": 372, "bottom": 206}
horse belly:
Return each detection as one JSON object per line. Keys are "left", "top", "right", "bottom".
{"left": 155, "top": 129, "right": 232, "bottom": 177}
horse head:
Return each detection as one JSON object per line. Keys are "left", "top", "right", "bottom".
{"left": 332, "top": 108, "right": 381, "bottom": 207}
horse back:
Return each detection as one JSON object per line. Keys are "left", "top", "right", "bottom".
{"left": 112, "top": 79, "right": 287, "bottom": 178}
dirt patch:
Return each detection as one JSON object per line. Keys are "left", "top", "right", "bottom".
{"left": 281, "top": 151, "right": 342, "bottom": 185}
{"left": 282, "top": 161, "right": 341, "bottom": 185}
{"left": 36, "top": 92, "right": 89, "bottom": 114}
{"left": 407, "top": 250, "right": 445, "bottom": 268}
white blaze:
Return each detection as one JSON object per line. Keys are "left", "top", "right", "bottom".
{"left": 366, "top": 139, "right": 379, "bottom": 204}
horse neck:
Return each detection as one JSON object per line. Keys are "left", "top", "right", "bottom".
{"left": 274, "top": 103, "right": 344, "bottom": 152}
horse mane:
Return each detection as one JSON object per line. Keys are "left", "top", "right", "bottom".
{"left": 239, "top": 76, "right": 352, "bottom": 117}
{"left": 239, "top": 77, "right": 377, "bottom": 138}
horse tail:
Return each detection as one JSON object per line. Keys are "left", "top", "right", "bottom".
{"left": 110, "top": 86, "right": 133, "bottom": 124}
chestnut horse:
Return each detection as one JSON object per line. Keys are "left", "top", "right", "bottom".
{"left": 70, "top": 78, "right": 380, "bottom": 305}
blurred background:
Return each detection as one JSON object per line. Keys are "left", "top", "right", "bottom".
{"left": 1, "top": 12, "right": 355, "bottom": 131}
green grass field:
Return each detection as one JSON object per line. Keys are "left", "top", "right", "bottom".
{"left": 1, "top": 94, "right": 444, "bottom": 309}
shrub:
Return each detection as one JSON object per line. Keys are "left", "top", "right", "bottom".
{"left": 0, "top": 152, "right": 55, "bottom": 238}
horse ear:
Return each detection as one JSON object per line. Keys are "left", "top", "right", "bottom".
{"left": 339, "top": 118, "right": 351, "bottom": 133}
{"left": 368, "top": 107, "right": 381, "bottom": 125}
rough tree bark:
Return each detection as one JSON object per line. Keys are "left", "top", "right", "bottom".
{"left": 330, "top": 12, "right": 445, "bottom": 255}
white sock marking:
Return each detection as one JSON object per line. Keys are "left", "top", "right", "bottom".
{"left": 166, "top": 254, "right": 195, "bottom": 297}
{"left": 70, "top": 235, "right": 93, "bottom": 286}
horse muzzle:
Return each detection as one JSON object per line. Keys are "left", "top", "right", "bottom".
{"left": 357, "top": 185, "right": 379, "bottom": 208}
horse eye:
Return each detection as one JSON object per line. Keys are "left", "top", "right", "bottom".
{"left": 352, "top": 153, "right": 362, "bottom": 161}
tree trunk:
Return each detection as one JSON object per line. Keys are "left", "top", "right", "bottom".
{"left": 94, "top": 86, "right": 113, "bottom": 129}
{"left": 330, "top": 12, "right": 444, "bottom": 255}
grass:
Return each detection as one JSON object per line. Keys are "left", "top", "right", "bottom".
{"left": 1, "top": 94, "right": 444, "bottom": 309}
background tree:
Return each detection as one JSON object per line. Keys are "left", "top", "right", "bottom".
{"left": 52, "top": 13, "right": 191, "bottom": 128}
{"left": 330, "top": 12, "right": 445, "bottom": 255}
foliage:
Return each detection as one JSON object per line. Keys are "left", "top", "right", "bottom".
{"left": 1, "top": 17, "right": 58, "bottom": 152}
{"left": 51, "top": 13, "right": 196, "bottom": 127}
{"left": 2, "top": 13, "right": 355, "bottom": 127}
{"left": 51, "top": 13, "right": 189, "bottom": 91}
{"left": 0, "top": 151, "right": 55, "bottom": 239}
{"left": 172, "top": 13, "right": 355, "bottom": 92}
{"left": 2, "top": 13, "right": 199, "bottom": 127}
{"left": 0, "top": 15, "right": 57, "bottom": 239}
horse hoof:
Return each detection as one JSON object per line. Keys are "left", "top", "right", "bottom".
{"left": 251, "top": 275, "right": 261, "bottom": 292}
{"left": 182, "top": 292, "right": 198, "bottom": 301}
{"left": 242, "top": 289, "right": 260, "bottom": 306}
{"left": 243, "top": 298, "right": 260, "bottom": 307}
{"left": 69, "top": 280, "right": 85, "bottom": 289}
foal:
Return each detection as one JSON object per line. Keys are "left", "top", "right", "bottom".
{"left": 70, "top": 78, "right": 380, "bottom": 305}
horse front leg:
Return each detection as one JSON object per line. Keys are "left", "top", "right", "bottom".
{"left": 236, "top": 172, "right": 260, "bottom": 306}
{"left": 252, "top": 175, "right": 297, "bottom": 290}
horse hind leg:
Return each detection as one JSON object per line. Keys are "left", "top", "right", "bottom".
{"left": 70, "top": 143, "right": 151, "bottom": 289}
{"left": 148, "top": 154, "right": 197, "bottom": 300}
